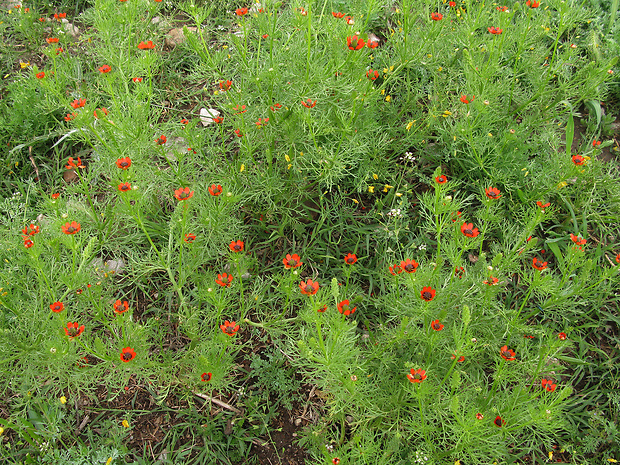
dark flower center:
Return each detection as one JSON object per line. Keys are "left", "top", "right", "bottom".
{"left": 464, "top": 228, "right": 472, "bottom": 235}
{"left": 67, "top": 328, "right": 79, "bottom": 337}
{"left": 234, "top": 244, "right": 241, "bottom": 250}
{"left": 305, "top": 285, "right": 314, "bottom": 293}
{"left": 120, "top": 161, "right": 129, "bottom": 167}
{"left": 422, "top": 292, "right": 432, "bottom": 300}
{"left": 122, "top": 352, "right": 133, "bottom": 361}
{"left": 404, "top": 264, "right": 414, "bottom": 272}
{"left": 433, "top": 323, "right": 440, "bottom": 329}
{"left": 67, "top": 227, "right": 76, "bottom": 233}
{"left": 342, "top": 304, "right": 350, "bottom": 312}
{"left": 495, "top": 418, "right": 502, "bottom": 426}
{"left": 225, "top": 326, "right": 234, "bottom": 334}
{"left": 288, "top": 259, "right": 297, "bottom": 267}
{"left": 346, "top": 258, "right": 354, "bottom": 263}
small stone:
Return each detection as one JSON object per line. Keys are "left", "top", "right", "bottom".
{"left": 165, "top": 27, "right": 198, "bottom": 47}
{"left": 294, "top": 418, "right": 302, "bottom": 426}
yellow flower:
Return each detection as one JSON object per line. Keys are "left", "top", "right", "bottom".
{"left": 557, "top": 181, "right": 568, "bottom": 189}
{"left": 284, "top": 154, "right": 291, "bottom": 162}
{"left": 213, "top": 90, "right": 219, "bottom": 95}
{"left": 406, "top": 121, "right": 414, "bottom": 131}
{"left": 383, "top": 184, "right": 393, "bottom": 192}
{"left": 60, "top": 396, "right": 67, "bottom": 404}
{"left": 383, "top": 68, "right": 388, "bottom": 74}
{"left": 385, "top": 95, "right": 391, "bottom": 102}
{"left": 368, "top": 186, "right": 375, "bottom": 193}
{"left": 352, "top": 198, "right": 359, "bottom": 204}
{"left": 240, "top": 164, "right": 245, "bottom": 172}
{"left": 19, "top": 62, "right": 29, "bottom": 69}
{"left": 395, "top": 192, "right": 403, "bottom": 197}
{"left": 122, "top": 420, "right": 130, "bottom": 428}
{"left": 380, "top": 89, "right": 385, "bottom": 95}
{"left": 287, "top": 164, "right": 292, "bottom": 170}
{"left": 106, "top": 458, "right": 113, "bottom": 465}
{"left": 0, "top": 427, "right": 4, "bottom": 435}
{"left": 372, "top": 173, "right": 378, "bottom": 180}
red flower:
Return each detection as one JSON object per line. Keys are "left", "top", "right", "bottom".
{"left": 317, "top": 305, "right": 327, "bottom": 313}
{"left": 367, "top": 39, "right": 378, "bottom": 48}
{"left": 213, "top": 116, "right": 223, "bottom": 123}
{"left": 219, "top": 80, "right": 232, "bottom": 91}
{"left": 93, "top": 107, "right": 109, "bottom": 119}
{"left": 234, "top": 129, "right": 243, "bottom": 137}
{"left": 262, "top": 34, "right": 269, "bottom": 39}
{"left": 570, "top": 234, "right": 586, "bottom": 246}
{"left": 407, "top": 368, "right": 426, "bottom": 383}
{"left": 209, "top": 184, "right": 223, "bottom": 196}
{"left": 366, "top": 69, "right": 379, "bottom": 80}
{"left": 400, "top": 258, "right": 419, "bottom": 273}
{"left": 283, "top": 253, "right": 302, "bottom": 269}
{"left": 50, "top": 301, "right": 64, "bottom": 313}
{"left": 118, "top": 182, "right": 131, "bottom": 192}
{"left": 431, "top": 12, "right": 443, "bottom": 20}
{"left": 65, "top": 322, "right": 85, "bottom": 339}
{"left": 347, "top": 35, "right": 365, "bottom": 51}
{"left": 23, "top": 238, "right": 34, "bottom": 248}
{"left": 174, "top": 187, "right": 194, "bottom": 201}
{"left": 571, "top": 154, "right": 584, "bottom": 165}
{"left": 61, "top": 221, "right": 81, "bottom": 234}
{"left": 184, "top": 233, "right": 196, "bottom": 243}
{"left": 455, "top": 266, "right": 464, "bottom": 278}
{"left": 332, "top": 12, "right": 345, "bottom": 18}
{"left": 344, "top": 15, "right": 354, "bottom": 25}
{"left": 451, "top": 354, "right": 465, "bottom": 362}
{"left": 216, "top": 273, "right": 233, "bottom": 287}
{"left": 541, "top": 378, "right": 556, "bottom": 392}
{"left": 99, "top": 64, "right": 111, "bottom": 73}
{"left": 301, "top": 99, "right": 316, "bottom": 108}
{"left": 337, "top": 300, "right": 356, "bottom": 316}
{"left": 488, "top": 27, "right": 503, "bottom": 34}
{"left": 332, "top": 459, "right": 340, "bottom": 465}
{"left": 496, "top": 5, "right": 508, "bottom": 10}
{"left": 435, "top": 175, "right": 447, "bottom": 184}
{"left": 64, "top": 113, "right": 77, "bottom": 123}
{"left": 485, "top": 187, "right": 502, "bottom": 200}
{"left": 65, "top": 157, "right": 85, "bottom": 169}
{"left": 460, "top": 94, "right": 475, "bottom": 104}
{"left": 52, "top": 193, "right": 60, "bottom": 199}
{"left": 592, "top": 140, "right": 601, "bottom": 147}
{"left": 389, "top": 264, "right": 402, "bottom": 275}
{"left": 255, "top": 117, "right": 269, "bottom": 128}
{"left": 220, "top": 320, "right": 239, "bottom": 336}
{"left": 132, "top": 77, "right": 143, "bottom": 82}
{"left": 233, "top": 104, "right": 247, "bottom": 114}
{"left": 120, "top": 347, "right": 136, "bottom": 362}
{"left": 46, "top": 37, "right": 59, "bottom": 43}
{"left": 526, "top": 0, "right": 540, "bottom": 7}
{"left": 155, "top": 134, "right": 167, "bottom": 145}
{"left": 229, "top": 240, "right": 244, "bottom": 252}
{"left": 116, "top": 157, "right": 132, "bottom": 169}
{"left": 475, "top": 413, "right": 484, "bottom": 420}
{"left": 449, "top": 1, "right": 456, "bottom": 6}
{"left": 532, "top": 257, "right": 547, "bottom": 270}
{"left": 270, "top": 103, "right": 282, "bottom": 111}
{"left": 55, "top": 47, "right": 64, "bottom": 54}
{"left": 235, "top": 7, "right": 248, "bottom": 15}
{"left": 500, "top": 345, "right": 516, "bottom": 361}
{"left": 54, "top": 13, "right": 67, "bottom": 20}
{"left": 299, "top": 279, "right": 319, "bottom": 295}
{"left": 22, "top": 224, "right": 40, "bottom": 236}
{"left": 451, "top": 211, "right": 462, "bottom": 222}
{"left": 431, "top": 319, "right": 444, "bottom": 331}
{"left": 344, "top": 253, "right": 357, "bottom": 265}
{"left": 36, "top": 72, "right": 45, "bottom": 79}
{"left": 494, "top": 415, "right": 506, "bottom": 427}
{"left": 461, "top": 222, "right": 479, "bottom": 238}
{"left": 483, "top": 276, "right": 499, "bottom": 285}
{"left": 113, "top": 300, "right": 129, "bottom": 314}
{"left": 558, "top": 332, "right": 567, "bottom": 340}
{"left": 138, "top": 40, "right": 155, "bottom": 50}
{"left": 616, "top": 253, "right": 620, "bottom": 264}
{"left": 201, "top": 372, "right": 212, "bottom": 382}
{"left": 70, "top": 98, "right": 86, "bottom": 109}
{"left": 180, "top": 118, "right": 189, "bottom": 125}
{"left": 536, "top": 201, "right": 550, "bottom": 209}
{"left": 420, "top": 286, "right": 436, "bottom": 301}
